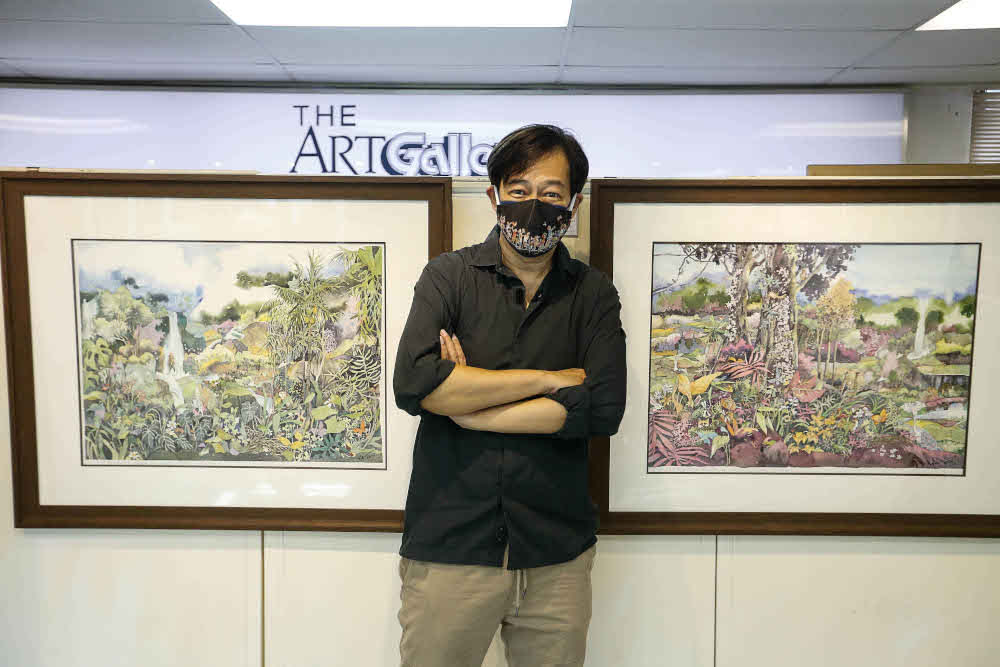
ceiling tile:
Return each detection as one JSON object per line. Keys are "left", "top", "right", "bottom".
{"left": 561, "top": 66, "right": 841, "bottom": 85}
{"left": 0, "top": 0, "right": 231, "bottom": 23}
{"left": 286, "top": 64, "right": 559, "bottom": 85}
{"left": 830, "top": 65, "right": 1000, "bottom": 85}
{"left": 567, "top": 28, "right": 901, "bottom": 68}
{"left": 858, "top": 29, "right": 1000, "bottom": 67}
{"left": 247, "top": 27, "right": 565, "bottom": 66}
{"left": 4, "top": 59, "right": 290, "bottom": 81}
{"left": 571, "top": 0, "right": 952, "bottom": 30}
{"left": 0, "top": 21, "right": 272, "bottom": 62}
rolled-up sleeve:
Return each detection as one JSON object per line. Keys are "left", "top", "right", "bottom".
{"left": 393, "top": 258, "right": 459, "bottom": 417}
{"left": 549, "top": 277, "right": 627, "bottom": 439}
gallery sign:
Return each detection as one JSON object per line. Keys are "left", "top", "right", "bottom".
{"left": 0, "top": 88, "right": 904, "bottom": 177}
{"left": 290, "top": 103, "right": 494, "bottom": 176}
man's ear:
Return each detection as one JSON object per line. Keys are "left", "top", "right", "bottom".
{"left": 487, "top": 185, "right": 498, "bottom": 212}
{"left": 570, "top": 192, "right": 583, "bottom": 218}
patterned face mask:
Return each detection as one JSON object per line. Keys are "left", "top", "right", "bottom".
{"left": 496, "top": 197, "right": 573, "bottom": 258}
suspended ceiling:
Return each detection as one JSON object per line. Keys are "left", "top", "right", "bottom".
{"left": 0, "top": 0, "right": 998, "bottom": 87}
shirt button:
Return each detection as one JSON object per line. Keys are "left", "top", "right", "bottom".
{"left": 496, "top": 525, "right": 507, "bottom": 542}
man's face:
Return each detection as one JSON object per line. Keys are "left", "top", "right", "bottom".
{"left": 490, "top": 149, "right": 578, "bottom": 213}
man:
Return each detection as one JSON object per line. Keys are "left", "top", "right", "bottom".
{"left": 393, "top": 124, "right": 627, "bottom": 667}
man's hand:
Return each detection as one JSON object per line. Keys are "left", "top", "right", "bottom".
{"left": 544, "top": 368, "right": 586, "bottom": 393}
{"left": 439, "top": 329, "right": 466, "bottom": 366}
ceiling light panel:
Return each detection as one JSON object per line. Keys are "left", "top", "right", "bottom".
{"left": 209, "top": 0, "right": 572, "bottom": 27}
{"left": 918, "top": 0, "right": 1000, "bottom": 30}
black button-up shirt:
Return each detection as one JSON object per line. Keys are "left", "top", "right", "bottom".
{"left": 393, "top": 224, "right": 627, "bottom": 570}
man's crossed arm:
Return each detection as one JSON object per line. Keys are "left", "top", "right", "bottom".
{"left": 419, "top": 330, "right": 584, "bottom": 434}
{"left": 393, "top": 259, "right": 625, "bottom": 439}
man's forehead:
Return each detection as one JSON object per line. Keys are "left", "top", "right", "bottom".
{"left": 506, "top": 149, "right": 570, "bottom": 185}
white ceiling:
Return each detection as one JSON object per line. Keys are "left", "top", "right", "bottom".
{"left": 0, "top": 0, "right": 996, "bottom": 87}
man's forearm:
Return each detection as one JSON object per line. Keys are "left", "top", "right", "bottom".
{"left": 452, "top": 397, "right": 568, "bottom": 434}
{"left": 419, "top": 365, "right": 553, "bottom": 416}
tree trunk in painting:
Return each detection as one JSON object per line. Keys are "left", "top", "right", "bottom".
{"left": 815, "top": 328, "right": 822, "bottom": 379}
{"left": 818, "top": 329, "right": 825, "bottom": 379}
{"left": 757, "top": 287, "right": 771, "bottom": 357}
{"left": 831, "top": 331, "right": 838, "bottom": 380}
{"left": 756, "top": 245, "right": 791, "bottom": 374}
{"left": 826, "top": 333, "right": 833, "bottom": 380}
{"left": 731, "top": 253, "right": 754, "bottom": 343}
{"left": 823, "top": 327, "right": 831, "bottom": 379}
{"left": 788, "top": 261, "right": 800, "bottom": 364}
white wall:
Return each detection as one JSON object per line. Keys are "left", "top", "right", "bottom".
{"left": 904, "top": 85, "right": 975, "bottom": 163}
{"left": 0, "top": 291, "right": 262, "bottom": 667}
{"left": 4, "top": 178, "right": 1000, "bottom": 667}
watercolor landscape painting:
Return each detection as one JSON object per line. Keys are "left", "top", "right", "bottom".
{"left": 73, "top": 240, "right": 385, "bottom": 468}
{"left": 647, "top": 243, "right": 979, "bottom": 473}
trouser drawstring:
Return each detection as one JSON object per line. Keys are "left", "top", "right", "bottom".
{"left": 513, "top": 566, "right": 528, "bottom": 616}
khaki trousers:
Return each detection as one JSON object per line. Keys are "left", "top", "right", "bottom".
{"left": 398, "top": 544, "right": 597, "bottom": 667}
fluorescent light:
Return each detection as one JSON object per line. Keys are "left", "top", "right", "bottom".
{"left": 210, "top": 0, "right": 572, "bottom": 27}
{"left": 917, "top": 0, "right": 1000, "bottom": 30}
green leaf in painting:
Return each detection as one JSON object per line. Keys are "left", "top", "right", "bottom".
{"left": 325, "top": 417, "right": 347, "bottom": 433}
{"left": 756, "top": 413, "right": 768, "bottom": 433}
{"left": 311, "top": 406, "right": 334, "bottom": 420}
{"left": 711, "top": 435, "right": 730, "bottom": 458}
{"left": 281, "top": 451, "right": 295, "bottom": 461}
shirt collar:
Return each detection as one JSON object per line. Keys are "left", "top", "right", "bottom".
{"left": 471, "top": 224, "right": 582, "bottom": 279}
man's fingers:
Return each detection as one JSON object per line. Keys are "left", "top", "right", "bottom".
{"left": 439, "top": 330, "right": 453, "bottom": 361}
{"left": 450, "top": 334, "right": 467, "bottom": 365}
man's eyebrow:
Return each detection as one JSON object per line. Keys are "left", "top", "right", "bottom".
{"left": 505, "top": 178, "right": 567, "bottom": 188}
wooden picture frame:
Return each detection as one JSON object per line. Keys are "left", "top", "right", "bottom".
{"left": 807, "top": 164, "right": 1000, "bottom": 177}
{"left": 589, "top": 177, "right": 1000, "bottom": 537}
{"left": 2, "top": 172, "right": 451, "bottom": 530}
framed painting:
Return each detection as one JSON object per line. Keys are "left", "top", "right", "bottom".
{"left": 2, "top": 172, "right": 451, "bottom": 530}
{"left": 588, "top": 178, "right": 1000, "bottom": 536}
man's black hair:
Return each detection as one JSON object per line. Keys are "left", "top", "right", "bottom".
{"left": 487, "top": 124, "right": 589, "bottom": 198}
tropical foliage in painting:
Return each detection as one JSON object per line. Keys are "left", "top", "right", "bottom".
{"left": 648, "top": 243, "right": 978, "bottom": 471}
{"left": 75, "top": 242, "right": 384, "bottom": 466}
